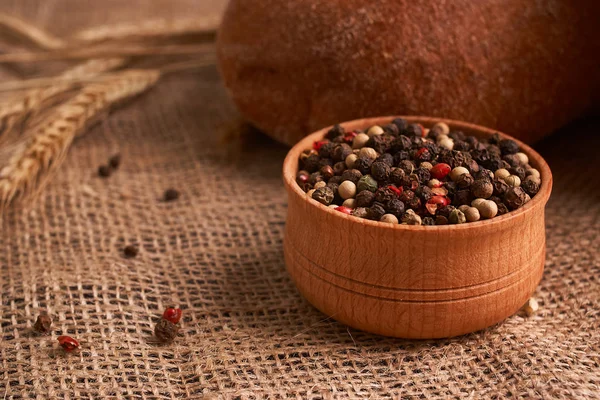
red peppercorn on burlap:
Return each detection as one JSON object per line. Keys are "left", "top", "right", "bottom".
{"left": 0, "top": 1, "right": 599, "bottom": 399}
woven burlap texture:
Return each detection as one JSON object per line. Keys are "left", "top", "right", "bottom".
{"left": 1, "top": 2, "right": 599, "bottom": 399}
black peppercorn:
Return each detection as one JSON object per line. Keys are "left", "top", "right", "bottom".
{"left": 98, "top": 165, "right": 111, "bottom": 178}
{"left": 449, "top": 130, "right": 466, "bottom": 141}
{"left": 453, "top": 140, "right": 470, "bottom": 152}
{"left": 332, "top": 162, "right": 346, "bottom": 176}
{"left": 312, "top": 187, "right": 334, "bottom": 205}
{"left": 521, "top": 178, "right": 540, "bottom": 196}
{"left": 328, "top": 176, "right": 343, "bottom": 186}
{"left": 406, "top": 196, "right": 421, "bottom": 211}
{"left": 473, "top": 168, "right": 493, "bottom": 181}
{"left": 456, "top": 173, "right": 474, "bottom": 189}
{"left": 465, "top": 159, "right": 480, "bottom": 174}
{"left": 392, "top": 118, "right": 408, "bottom": 132}
{"left": 444, "top": 181, "right": 458, "bottom": 196}
{"left": 318, "top": 142, "right": 335, "bottom": 158}
{"left": 367, "top": 202, "right": 386, "bottom": 220}
{"left": 393, "top": 150, "right": 411, "bottom": 165}
{"left": 398, "top": 160, "right": 415, "bottom": 175}
{"left": 489, "top": 133, "right": 502, "bottom": 145}
{"left": 124, "top": 245, "right": 138, "bottom": 258}
{"left": 399, "top": 189, "right": 414, "bottom": 203}
{"left": 296, "top": 170, "right": 310, "bottom": 186}
{"left": 391, "top": 135, "right": 412, "bottom": 152}
{"left": 355, "top": 190, "right": 376, "bottom": 207}
{"left": 303, "top": 154, "right": 321, "bottom": 173}
{"left": 413, "top": 167, "right": 431, "bottom": 184}
{"left": 375, "top": 186, "right": 396, "bottom": 204}
{"left": 353, "top": 156, "right": 373, "bottom": 175}
{"left": 405, "top": 123, "right": 422, "bottom": 137}
{"left": 366, "top": 135, "right": 393, "bottom": 154}
{"left": 371, "top": 161, "right": 391, "bottom": 181}
{"left": 320, "top": 165, "right": 335, "bottom": 180}
{"left": 317, "top": 158, "right": 333, "bottom": 169}
{"left": 435, "top": 215, "right": 449, "bottom": 225}
{"left": 326, "top": 124, "right": 345, "bottom": 140}
{"left": 422, "top": 217, "right": 436, "bottom": 225}
{"left": 375, "top": 153, "right": 394, "bottom": 167}
{"left": 503, "top": 154, "right": 521, "bottom": 168}
{"left": 33, "top": 313, "right": 52, "bottom": 334}
{"left": 437, "top": 205, "right": 456, "bottom": 218}
{"left": 453, "top": 189, "right": 472, "bottom": 206}
{"left": 389, "top": 168, "right": 406, "bottom": 186}
{"left": 164, "top": 188, "right": 180, "bottom": 202}
{"left": 499, "top": 139, "right": 519, "bottom": 155}
{"left": 331, "top": 144, "right": 353, "bottom": 162}
{"left": 385, "top": 198, "right": 405, "bottom": 217}
{"left": 471, "top": 179, "right": 494, "bottom": 199}
{"left": 155, "top": 318, "right": 179, "bottom": 343}
{"left": 341, "top": 169, "right": 363, "bottom": 184}
{"left": 309, "top": 172, "right": 323, "bottom": 185}
{"left": 109, "top": 154, "right": 121, "bottom": 169}
{"left": 415, "top": 185, "right": 433, "bottom": 202}
{"left": 492, "top": 178, "right": 509, "bottom": 196}
{"left": 383, "top": 123, "right": 400, "bottom": 136}
{"left": 496, "top": 202, "right": 509, "bottom": 215}
{"left": 509, "top": 166, "right": 526, "bottom": 181}
{"left": 504, "top": 187, "right": 528, "bottom": 210}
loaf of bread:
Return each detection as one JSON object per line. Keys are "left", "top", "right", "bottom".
{"left": 217, "top": 0, "right": 600, "bottom": 146}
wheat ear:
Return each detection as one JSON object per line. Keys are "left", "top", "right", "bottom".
{"left": 0, "top": 13, "right": 64, "bottom": 50}
{"left": 0, "top": 69, "right": 159, "bottom": 210}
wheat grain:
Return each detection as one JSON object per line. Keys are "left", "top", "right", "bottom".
{"left": 72, "top": 16, "right": 220, "bottom": 44}
{"left": 0, "top": 69, "right": 160, "bottom": 210}
{"left": 0, "top": 13, "right": 65, "bottom": 50}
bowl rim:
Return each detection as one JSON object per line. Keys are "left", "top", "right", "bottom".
{"left": 282, "top": 115, "right": 553, "bottom": 231}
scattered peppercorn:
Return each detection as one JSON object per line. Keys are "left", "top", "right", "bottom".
{"left": 33, "top": 313, "right": 52, "bottom": 334}
{"left": 162, "top": 307, "right": 183, "bottom": 324}
{"left": 57, "top": 335, "right": 79, "bottom": 352}
{"left": 98, "top": 165, "right": 111, "bottom": 178}
{"left": 124, "top": 245, "right": 138, "bottom": 258}
{"left": 298, "top": 120, "right": 541, "bottom": 224}
{"left": 108, "top": 154, "right": 121, "bottom": 169}
{"left": 163, "top": 188, "right": 180, "bottom": 202}
{"left": 155, "top": 318, "right": 179, "bottom": 343}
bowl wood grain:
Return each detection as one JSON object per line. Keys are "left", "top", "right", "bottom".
{"left": 283, "top": 116, "right": 552, "bottom": 338}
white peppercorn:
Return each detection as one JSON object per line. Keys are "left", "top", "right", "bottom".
{"left": 314, "top": 181, "right": 326, "bottom": 189}
{"left": 449, "top": 166, "right": 469, "bottom": 182}
{"left": 438, "top": 137, "right": 454, "bottom": 150}
{"left": 474, "top": 200, "right": 498, "bottom": 219}
{"left": 515, "top": 152, "right": 529, "bottom": 165}
{"left": 494, "top": 168, "right": 511, "bottom": 180}
{"left": 380, "top": 214, "right": 399, "bottom": 224}
{"left": 352, "top": 133, "right": 370, "bottom": 149}
{"left": 367, "top": 125, "right": 385, "bottom": 137}
{"left": 307, "top": 189, "right": 316, "bottom": 198}
{"left": 338, "top": 180, "right": 357, "bottom": 199}
{"left": 432, "top": 122, "right": 450, "bottom": 135}
{"left": 420, "top": 162, "right": 433, "bottom": 171}
{"left": 342, "top": 198, "right": 356, "bottom": 208}
{"left": 504, "top": 175, "right": 521, "bottom": 187}
{"left": 401, "top": 209, "right": 422, "bottom": 225}
{"left": 359, "top": 147, "right": 378, "bottom": 160}
{"left": 345, "top": 154, "right": 358, "bottom": 169}
{"left": 471, "top": 198, "right": 487, "bottom": 208}
{"left": 428, "top": 179, "right": 442, "bottom": 188}
{"left": 522, "top": 297, "right": 539, "bottom": 317}
{"left": 526, "top": 168, "right": 540, "bottom": 179}
{"left": 463, "top": 206, "right": 480, "bottom": 222}
{"left": 458, "top": 205, "right": 470, "bottom": 213}
{"left": 449, "top": 209, "right": 466, "bottom": 224}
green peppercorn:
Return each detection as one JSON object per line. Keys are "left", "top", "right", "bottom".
{"left": 357, "top": 175, "right": 378, "bottom": 193}
{"left": 312, "top": 187, "right": 334, "bottom": 205}
{"left": 449, "top": 209, "right": 466, "bottom": 224}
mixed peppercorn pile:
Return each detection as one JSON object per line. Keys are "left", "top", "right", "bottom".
{"left": 297, "top": 119, "right": 541, "bottom": 225}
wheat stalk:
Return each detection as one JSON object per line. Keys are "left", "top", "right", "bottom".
{"left": 72, "top": 16, "right": 220, "bottom": 44}
{"left": 0, "top": 13, "right": 65, "bottom": 50}
{"left": 0, "top": 69, "right": 160, "bottom": 210}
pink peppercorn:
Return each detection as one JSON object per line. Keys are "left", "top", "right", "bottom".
{"left": 343, "top": 132, "right": 358, "bottom": 143}
{"left": 387, "top": 185, "right": 403, "bottom": 197}
{"left": 335, "top": 206, "right": 353, "bottom": 215}
{"left": 162, "top": 308, "right": 183, "bottom": 324}
{"left": 313, "top": 140, "right": 328, "bottom": 151}
{"left": 57, "top": 335, "right": 79, "bottom": 352}
{"left": 430, "top": 163, "right": 451, "bottom": 180}
{"left": 425, "top": 196, "right": 450, "bottom": 215}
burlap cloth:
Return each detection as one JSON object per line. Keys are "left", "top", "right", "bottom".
{"left": 1, "top": 1, "right": 599, "bottom": 399}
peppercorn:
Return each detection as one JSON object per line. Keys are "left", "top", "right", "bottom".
{"left": 496, "top": 202, "right": 509, "bottom": 215}
{"left": 504, "top": 187, "right": 528, "bottom": 210}
{"left": 351, "top": 133, "right": 369, "bottom": 149}
{"left": 438, "top": 136, "right": 454, "bottom": 150}
{"left": 303, "top": 154, "right": 321, "bottom": 173}
{"left": 460, "top": 206, "right": 480, "bottom": 222}
{"left": 415, "top": 185, "right": 433, "bottom": 202}
{"left": 108, "top": 154, "right": 121, "bottom": 169}
{"left": 155, "top": 318, "right": 179, "bottom": 343}
{"left": 412, "top": 167, "right": 431, "bottom": 184}
{"left": 453, "top": 140, "right": 470, "bottom": 152}
{"left": 508, "top": 166, "right": 526, "bottom": 181}
{"left": 371, "top": 161, "right": 391, "bottom": 181}
{"left": 504, "top": 175, "right": 521, "bottom": 187}
{"left": 473, "top": 199, "right": 498, "bottom": 219}
{"left": 406, "top": 196, "right": 421, "bottom": 211}
{"left": 33, "top": 313, "right": 52, "bottom": 334}
{"left": 391, "top": 135, "right": 412, "bottom": 153}
{"left": 392, "top": 118, "right": 409, "bottom": 132}
{"left": 383, "top": 123, "right": 400, "bottom": 136}
{"left": 385, "top": 198, "right": 405, "bottom": 217}
{"left": 345, "top": 154, "right": 358, "bottom": 169}
{"left": 359, "top": 147, "right": 378, "bottom": 161}
{"left": 332, "top": 143, "right": 353, "bottom": 162}
{"left": 318, "top": 142, "right": 335, "bottom": 158}
{"left": 420, "top": 216, "right": 434, "bottom": 225}
{"left": 393, "top": 151, "right": 411, "bottom": 165}
{"left": 389, "top": 168, "right": 406, "bottom": 186}
{"left": 124, "top": 245, "right": 138, "bottom": 258}
{"left": 499, "top": 139, "right": 519, "bottom": 155}
{"left": 367, "top": 202, "right": 386, "bottom": 220}
{"left": 335, "top": 206, "right": 353, "bottom": 215}
{"left": 398, "top": 160, "right": 415, "bottom": 175}
{"left": 326, "top": 124, "right": 345, "bottom": 140}
{"left": 308, "top": 172, "right": 323, "bottom": 185}
{"left": 456, "top": 173, "right": 474, "bottom": 189}
{"left": 314, "top": 181, "right": 327, "bottom": 189}
{"left": 98, "top": 165, "right": 111, "bottom": 178}
{"left": 419, "top": 161, "right": 433, "bottom": 171}
{"left": 471, "top": 179, "right": 494, "bottom": 199}
{"left": 162, "top": 307, "right": 183, "bottom": 324}
{"left": 403, "top": 123, "right": 422, "bottom": 137}
{"left": 355, "top": 190, "right": 376, "bottom": 207}
{"left": 443, "top": 181, "right": 457, "bottom": 196}
{"left": 356, "top": 175, "right": 378, "bottom": 193}
{"left": 473, "top": 168, "right": 493, "bottom": 181}
{"left": 427, "top": 179, "right": 442, "bottom": 188}
{"left": 338, "top": 181, "right": 357, "bottom": 200}
{"left": 312, "top": 187, "right": 334, "bottom": 205}
{"left": 526, "top": 168, "right": 541, "bottom": 179}
{"left": 328, "top": 176, "right": 343, "bottom": 186}
{"left": 375, "top": 153, "right": 394, "bottom": 167}
{"left": 426, "top": 195, "right": 450, "bottom": 215}
{"left": 449, "top": 166, "right": 469, "bottom": 182}
{"left": 494, "top": 168, "right": 510, "bottom": 180}
{"left": 342, "top": 198, "right": 356, "bottom": 209}
{"left": 296, "top": 170, "right": 310, "bottom": 186}
{"left": 435, "top": 215, "right": 448, "bottom": 225}
{"left": 341, "top": 169, "right": 362, "bottom": 184}
{"left": 352, "top": 207, "right": 369, "bottom": 218}
{"left": 449, "top": 209, "right": 467, "bottom": 224}
{"left": 353, "top": 156, "right": 373, "bottom": 175}
{"left": 374, "top": 186, "right": 396, "bottom": 204}
{"left": 320, "top": 165, "right": 335, "bottom": 180}
{"left": 521, "top": 178, "right": 540, "bottom": 196}
{"left": 57, "top": 335, "right": 80, "bottom": 352}
{"left": 380, "top": 214, "right": 399, "bottom": 224}
{"left": 453, "top": 189, "right": 472, "bottom": 206}
{"left": 401, "top": 209, "right": 422, "bottom": 225}
{"left": 437, "top": 205, "right": 456, "bottom": 219}
{"left": 492, "top": 178, "right": 510, "bottom": 196}
{"left": 306, "top": 189, "right": 316, "bottom": 198}
{"left": 366, "top": 135, "right": 393, "bottom": 154}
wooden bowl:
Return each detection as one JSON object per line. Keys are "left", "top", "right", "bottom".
{"left": 282, "top": 116, "right": 553, "bottom": 339}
